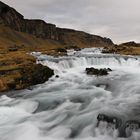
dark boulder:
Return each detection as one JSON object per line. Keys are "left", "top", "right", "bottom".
{"left": 96, "top": 114, "right": 122, "bottom": 129}
{"left": 85, "top": 67, "right": 112, "bottom": 76}
{"left": 124, "top": 120, "right": 140, "bottom": 138}
{"left": 21, "top": 64, "right": 54, "bottom": 86}
{"left": 0, "top": 64, "right": 54, "bottom": 92}
{"left": 55, "top": 75, "right": 59, "bottom": 78}
{"left": 55, "top": 48, "right": 67, "bottom": 53}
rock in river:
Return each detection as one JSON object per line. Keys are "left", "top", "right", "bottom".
{"left": 85, "top": 67, "right": 112, "bottom": 76}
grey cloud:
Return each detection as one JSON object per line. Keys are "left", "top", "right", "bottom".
{"left": 3, "top": 0, "right": 140, "bottom": 43}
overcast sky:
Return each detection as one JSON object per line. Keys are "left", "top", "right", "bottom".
{"left": 3, "top": 0, "right": 140, "bottom": 43}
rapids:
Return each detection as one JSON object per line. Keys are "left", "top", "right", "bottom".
{"left": 0, "top": 48, "right": 140, "bottom": 140}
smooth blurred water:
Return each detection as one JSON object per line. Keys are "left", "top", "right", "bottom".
{"left": 0, "top": 48, "right": 140, "bottom": 140}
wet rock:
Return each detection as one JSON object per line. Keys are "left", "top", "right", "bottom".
{"left": 65, "top": 45, "right": 81, "bottom": 51}
{"left": 49, "top": 48, "right": 67, "bottom": 56}
{"left": 85, "top": 67, "right": 112, "bottom": 76}
{"left": 55, "top": 75, "right": 59, "bottom": 78}
{"left": 97, "top": 114, "right": 122, "bottom": 129}
{"left": 96, "top": 84, "right": 109, "bottom": 89}
{"left": 107, "top": 68, "right": 112, "bottom": 71}
{"left": 55, "top": 48, "right": 67, "bottom": 53}
{"left": 0, "top": 64, "right": 54, "bottom": 92}
{"left": 20, "top": 64, "right": 54, "bottom": 87}
{"left": 96, "top": 114, "right": 140, "bottom": 138}
{"left": 124, "top": 120, "right": 140, "bottom": 138}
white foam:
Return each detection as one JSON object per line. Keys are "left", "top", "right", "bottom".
{"left": 0, "top": 48, "right": 140, "bottom": 140}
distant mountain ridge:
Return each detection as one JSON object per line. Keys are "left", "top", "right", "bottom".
{"left": 0, "top": 1, "right": 114, "bottom": 48}
{"left": 120, "top": 41, "right": 140, "bottom": 47}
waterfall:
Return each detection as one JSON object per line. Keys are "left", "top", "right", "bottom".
{"left": 36, "top": 53, "right": 140, "bottom": 73}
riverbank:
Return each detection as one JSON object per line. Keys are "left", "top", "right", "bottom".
{"left": 0, "top": 51, "right": 54, "bottom": 92}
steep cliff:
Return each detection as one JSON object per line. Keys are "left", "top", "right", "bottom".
{"left": 56, "top": 28, "right": 113, "bottom": 48}
{"left": 0, "top": 1, "right": 25, "bottom": 31}
{"left": 0, "top": 1, "right": 114, "bottom": 48}
{"left": 0, "top": 1, "right": 58, "bottom": 40}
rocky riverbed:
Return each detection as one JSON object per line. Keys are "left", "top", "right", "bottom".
{"left": 0, "top": 48, "right": 140, "bottom": 140}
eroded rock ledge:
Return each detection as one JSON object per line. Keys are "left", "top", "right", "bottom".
{"left": 0, "top": 52, "right": 54, "bottom": 92}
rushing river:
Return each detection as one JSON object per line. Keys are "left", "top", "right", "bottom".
{"left": 0, "top": 48, "right": 140, "bottom": 140}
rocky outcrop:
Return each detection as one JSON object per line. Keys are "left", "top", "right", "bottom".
{"left": 0, "top": 64, "right": 54, "bottom": 91}
{"left": 86, "top": 67, "right": 112, "bottom": 76}
{"left": 0, "top": 1, "right": 24, "bottom": 31}
{"left": 102, "top": 41, "right": 140, "bottom": 55}
{"left": 102, "top": 44, "right": 137, "bottom": 55}
{"left": 0, "top": 1, "right": 58, "bottom": 40}
{"left": 0, "top": 1, "right": 114, "bottom": 48}
{"left": 56, "top": 28, "right": 114, "bottom": 48}
{"left": 96, "top": 114, "right": 122, "bottom": 129}
{"left": 0, "top": 52, "right": 54, "bottom": 92}
{"left": 96, "top": 114, "right": 140, "bottom": 138}
{"left": 24, "top": 20, "right": 58, "bottom": 40}
{"left": 20, "top": 63, "right": 54, "bottom": 88}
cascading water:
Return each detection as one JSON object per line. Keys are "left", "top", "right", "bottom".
{"left": 1, "top": 48, "right": 140, "bottom": 140}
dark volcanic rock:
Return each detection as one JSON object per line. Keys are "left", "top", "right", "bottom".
{"left": 55, "top": 75, "right": 59, "bottom": 78}
{"left": 55, "top": 48, "right": 67, "bottom": 53}
{"left": 21, "top": 64, "right": 54, "bottom": 87}
{"left": 0, "top": 63, "right": 54, "bottom": 92}
{"left": 86, "top": 67, "right": 112, "bottom": 76}
{"left": 0, "top": 52, "right": 54, "bottom": 92}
